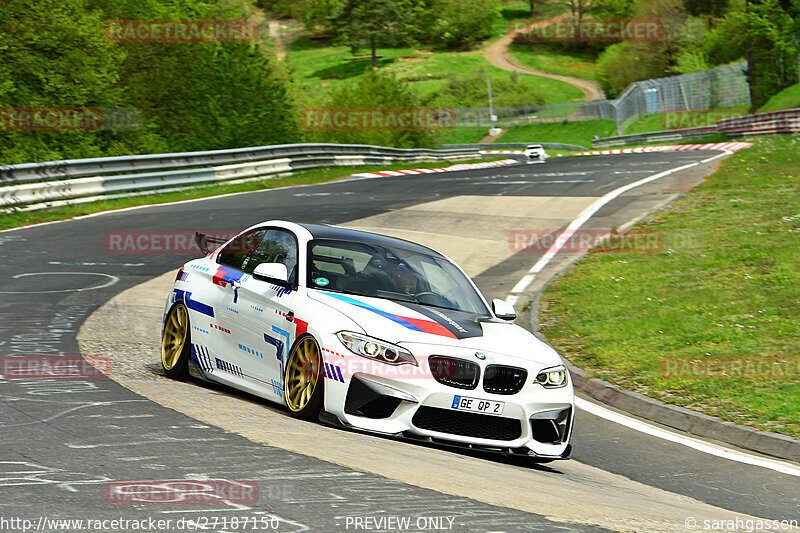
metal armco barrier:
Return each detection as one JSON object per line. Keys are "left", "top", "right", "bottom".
{"left": 442, "top": 142, "right": 587, "bottom": 151}
{"left": 592, "top": 108, "right": 800, "bottom": 148}
{"left": 0, "top": 144, "right": 480, "bottom": 209}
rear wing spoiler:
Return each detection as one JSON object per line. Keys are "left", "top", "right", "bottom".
{"left": 194, "top": 232, "right": 230, "bottom": 256}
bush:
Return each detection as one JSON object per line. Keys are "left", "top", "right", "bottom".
{"left": 307, "top": 69, "right": 438, "bottom": 148}
{"left": 0, "top": 0, "right": 303, "bottom": 165}
{"left": 433, "top": 0, "right": 502, "bottom": 49}
{"left": 422, "top": 68, "right": 546, "bottom": 108}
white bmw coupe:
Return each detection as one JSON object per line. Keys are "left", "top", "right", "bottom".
{"left": 161, "top": 220, "right": 574, "bottom": 461}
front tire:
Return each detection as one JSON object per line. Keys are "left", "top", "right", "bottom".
{"left": 284, "top": 335, "right": 324, "bottom": 419}
{"left": 161, "top": 303, "right": 190, "bottom": 379}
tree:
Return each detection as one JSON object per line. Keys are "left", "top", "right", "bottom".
{"left": 591, "top": 0, "right": 636, "bottom": 18}
{"left": 0, "top": 0, "right": 128, "bottom": 163}
{"left": 310, "top": 69, "right": 438, "bottom": 148}
{"left": 569, "top": 0, "right": 594, "bottom": 21}
{"left": 741, "top": 0, "right": 800, "bottom": 110}
{"left": 433, "top": 0, "right": 502, "bottom": 49}
{"left": 683, "top": 0, "right": 730, "bottom": 18}
{"left": 329, "top": 0, "right": 403, "bottom": 68}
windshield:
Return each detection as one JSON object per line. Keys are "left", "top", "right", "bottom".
{"left": 307, "top": 239, "right": 490, "bottom": 316}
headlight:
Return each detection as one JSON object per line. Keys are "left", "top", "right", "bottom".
{"left": 337, "top": 332, "right": 417, "bottom": 366}
{"left": 534, "top": 365, "right": 568, "bottom": 388}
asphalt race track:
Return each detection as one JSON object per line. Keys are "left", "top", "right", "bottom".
{"left": 1, "top": 152, "right": 798, "bottom": 532}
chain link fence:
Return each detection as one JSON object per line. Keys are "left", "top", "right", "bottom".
{"left": 451, "top": 62, "right": 751, "bottom": 134}
{"left": 452, "top": 100, "right": 617, "bottom": 128}
{"left": 611, "top": 62, "right": 750, "bottom": 134}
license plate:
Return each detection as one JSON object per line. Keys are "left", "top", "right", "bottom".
{"left": 451, "top": 395, "right": 504, "bottom": 415}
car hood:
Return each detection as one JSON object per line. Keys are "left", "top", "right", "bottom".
{"left": 309, "top": 290, "right": 561, "bottom": 366}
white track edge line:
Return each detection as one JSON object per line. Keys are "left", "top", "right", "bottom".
{"left": 576, "top": 397, "right": 800, "bottom": 477}
{"left": 506, "top": 151, "right": 730, "bottom": 306}
{"left": 504, "top": 149, "right": 800, "bottom": 473}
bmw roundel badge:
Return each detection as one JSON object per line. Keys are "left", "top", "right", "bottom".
{"left": 475, "top": 352, "right": 486, "bottom": 360}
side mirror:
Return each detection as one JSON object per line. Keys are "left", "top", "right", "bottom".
{"left": 253, "top": 263, "right": 289, "bottom": 287}
{"left": 492, "top": 298, "right": 516, "bottom": 321}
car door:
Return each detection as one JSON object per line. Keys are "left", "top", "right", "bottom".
{"left": 229, "top": 228, "right": 301, "bottom": 401}
{"left": 200, "top": 228, "right": 262, "bottom": 385}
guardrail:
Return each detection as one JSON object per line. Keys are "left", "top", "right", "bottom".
{"left": 592, "top": 108, "right": 800, "bottom": 148}
{"left": 443, "top": 142, "right": 588, "bottom": 151}
{"left": 0, "top": 144, "right": 483, "bottom": 210}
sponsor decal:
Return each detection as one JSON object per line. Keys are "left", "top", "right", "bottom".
{"left": 263, "top": 331, "right": 285, "bottom": 362}
{"left": 190, "top": 344, "right": 214, "bottom": 374}
{"left": 324, "top": 362, "right": 345, "bottom": 383}
{"left": 323, "top": 292, "right": 484, "bottom": 339}
{"left": 270, "top": 379, "right": 284, "bottom": 397}
{"left": 173, "top": 289, "right": 214, "bottom": 317}
{"left": 270, "top": 285, "right": 293, "bottom": 297}
{"left": 215, "top": 358, "right": 243, "bottom": 377}
{"left": 269, "top": 326, "right": 290, "bottom": 363}
{"left": 210, "top": 323, "right": 230, "bottom": 334}
{"left": 213, "top": 267, "right": 245, "bottom": 288}
{"left": 237, "top": 343, "right": 264, "bottom": 359}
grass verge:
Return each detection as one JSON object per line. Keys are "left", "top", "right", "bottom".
{"left": 0, "top": 158, "right": 502, "bottom": 231}
{"left": 439, "top": 127, "right": 490, "bottom": 145}
{"left": 507, "top": 42, "right": 598, "bottom": 80}
{"left": 624, "top": 106, "right": 749, "bottom": 135}
{"left": 539, "top": 135, "right": 800, "bottom": 437}
{"left": 494, "top": 120, "right": 615, "bottom": 148}
{"left": 287, "top": 38, "right": 584, "bottom": 105}
{"left": 759, "top": 84, "right": 800, "bottom": 112}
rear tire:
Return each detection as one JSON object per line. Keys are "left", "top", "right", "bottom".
{"left": 161, "top": 303, "right": 191, "bottom": 380}
{"left": 284, "top": 335, "right": 324, "bottom": 420}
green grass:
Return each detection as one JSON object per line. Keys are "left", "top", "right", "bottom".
{"left": 539, "top": 135, "right": 800, "bottom": 437}
{"left": 624, "top": 106, "right": 750, "bottom": 134}
{"left": 494, "top": 119, "right": 615, "bottom": 148}
{"left": 491, "top": 1, "right": 572, "bottom": 38}
{"left": 0, "top": 157, "right": 502, "bottom": 231}
{"left": 286, "top": 37, "right": 584, "bottom": 105}
{"left": 439, "top": 127, "right": 489, "bottom": 145}
{"left": 508, "top": 42, "right": 598, "bottom": 80}
{"left": 490, "top": 1, "right": 532, "bottom": 39}
{"left": 760, "top": 83, "right": 800, "bottom": 112}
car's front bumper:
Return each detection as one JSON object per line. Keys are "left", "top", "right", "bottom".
{"left": 328, "top": 370, "right": 574, "bottom": 459}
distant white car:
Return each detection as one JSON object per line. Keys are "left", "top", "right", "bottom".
{"left": 524, "top": 144, "right": 547, "bottom": 162}
{"left": 161, "top": 221, "right": 573, "bottom": 461}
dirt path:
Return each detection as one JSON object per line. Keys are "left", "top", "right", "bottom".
{"left": 484, "top": 32, "right": 605, "bottom": 101}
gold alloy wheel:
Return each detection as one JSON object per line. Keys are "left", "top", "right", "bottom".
{"left": 162, "top": 304, "right": 189, "bottom": 370}
{"left": 285, "top": 336, "right": 321, "bottom": 412}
